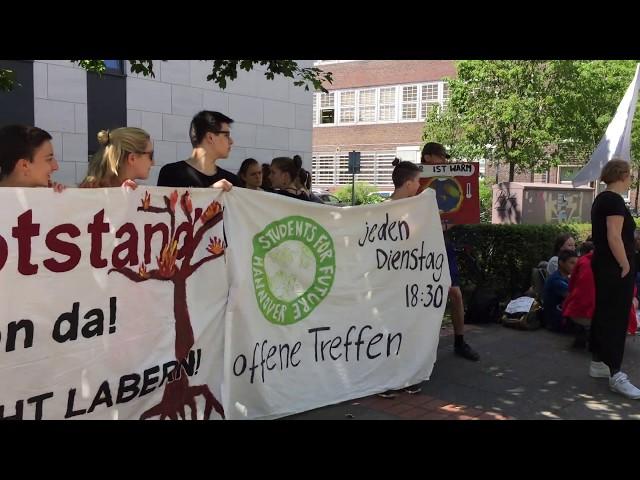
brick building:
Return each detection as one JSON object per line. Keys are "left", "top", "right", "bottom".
{"left": 312, "top": 60, "right": 636, "bottom": 207}
{"left": 312, "top": 60, "right": 457, "bottom": 191}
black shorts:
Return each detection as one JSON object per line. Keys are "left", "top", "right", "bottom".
{"left": 445, "top": 242, "right": 460, "bottom": 288}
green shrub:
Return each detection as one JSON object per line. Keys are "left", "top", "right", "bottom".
{"left": 447, "top": 223, "right": 592, "bottom": 303}
{"left": 333, "top": 182, "right": 384, "bottom": 205}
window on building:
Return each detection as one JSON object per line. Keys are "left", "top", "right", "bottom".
{"left": 420, "top": 83, "right": 440, "bottom": 119}
{"left": 401, "top": 85, "right": 418, "bottom": 121}
{"left": 558, "top": 165, "right": 580, "bottom": 184}
{"left": 320, "top": 93, "right": 335, "bottom": 124}
{"left": 358, "top": 89, "right": 376, "bottom": 122}
{"left": 378, "top": 87, "right": 396, "bottom": 122}
{"left": 339, "top": 90, "right": 356, "bottom": 123}
{"left": 533, "top": 172, "right": 549, "bottom": 183}
{"left": 314, "top": 81, "right": 449, "bottom": 127}
{"left": 0, "top": 60, "right": 34, "bottom": 127}
{"left": 104, "top": 60, "right": 125, "bottom": 75}
{"left": 313, "top": 94, "right": 318, "bottom": 126}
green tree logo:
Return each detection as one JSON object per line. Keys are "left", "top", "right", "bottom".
{"left": 252, "top": 216, "right": 336, "bottom": 325}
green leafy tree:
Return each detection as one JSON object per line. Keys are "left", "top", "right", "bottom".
{"left": 479, "top": 177, "right": 494, "bottom": 223}
{"left": 424, "top": 60, "right": 640, "bottom": 183}
{"left": 424, "top": 61, "right": 562, "bottom": 181}
{"left": 0, "top": 60, "right": 333, "bottom": 93}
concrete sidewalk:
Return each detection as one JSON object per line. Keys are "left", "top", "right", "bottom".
{"left": 285, "top": 323, "right": 640, "bottom": 420}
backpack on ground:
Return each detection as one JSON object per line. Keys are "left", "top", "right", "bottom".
{"left": 465, "top": 286, "right": 501, "bottom": 324}
{"left": 501, "top": 296, "right": 542, "bottom": 330}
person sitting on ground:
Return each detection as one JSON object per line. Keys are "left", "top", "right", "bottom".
{"left": 563, "top": 241, "right": 595, "bottom": 349}
{"left": 547, "top": 233, "right": 576, "bottom": 275}
{"left": 79, "top": 128, "right": 154, "bottom": 188}
{"left": 269, "top": 156, "right": 312, "bottom": 202}
{"left": 543, "top": 249, "right": 578, "bottom": 332}
{"left": 564, "top": 240, "right": 638, "bottom": 349}
{"left": 238, "top": 158, "right": 264, "bottom": 190}
{"left": 0, "top": 124, "right": 65, "bottom": 191}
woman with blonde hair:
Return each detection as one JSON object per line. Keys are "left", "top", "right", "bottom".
{"left": 80, "top": 127, "right": 154, "bottom": 188}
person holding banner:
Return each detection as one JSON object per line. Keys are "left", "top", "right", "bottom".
{"left": 238, "top": 158, "right": 266, "bottom": 191}
{"left": 0, "top": 124, "right": 65, "bottom": 191}
{"left": 388, "top": 157, "right": 421, "bottom": 200}
{"left": 377, "top": 158, "right": 424, "bottom": 397}
{"left": 269, "top": 156, "right": 312, "bottom": 202}
{"left": 294, "top": 155, "right": 324, "bottom": 204}
{"left": 421, "top": 142, "right": 479, "bottom": 362}
{"left": 79, "top": 128, "right": 154, "bottom": 188}
{"left": 157, "top": 110, "right": 236, "bottom": 191}
{"left": 589, "top": 159, "right": 640, "bottom": 399}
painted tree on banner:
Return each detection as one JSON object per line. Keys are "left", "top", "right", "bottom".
{"left": 109, "top": 189, "right": 225, "bottom": 420}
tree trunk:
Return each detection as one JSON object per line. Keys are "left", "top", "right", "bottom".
{"left": 509, "top": 162, "right": 515, "bottom": 182}
{"left": 173, "top": 279, "right": 195, "bottom": 361}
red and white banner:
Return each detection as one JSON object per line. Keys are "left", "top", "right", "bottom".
{"left": 0, "top": 187, "right": 227, "bottom": 420}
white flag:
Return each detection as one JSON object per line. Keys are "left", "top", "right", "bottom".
{"left": 572, "top": 63, "right": 640, "bottom": 187}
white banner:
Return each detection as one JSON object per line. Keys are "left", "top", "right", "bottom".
{"left": 573, "top": 63, "right": 640, "bottom": 187}
{"left": 0, "top": 187, "right": 227, "bottom": 420}
{"left": 222, "top": 188, "right": 450, "bottom": 419}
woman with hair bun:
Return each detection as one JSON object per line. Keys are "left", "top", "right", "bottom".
{"left": 80, "top": 127, "right": 154, "bottom": 188}
{"left": 269, "top": 155, "right": 312, "bottom": 202}
{"left": 389, "top": 157, "right": 421, "bottom": 200}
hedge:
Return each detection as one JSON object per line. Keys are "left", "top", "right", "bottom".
{"left": 447, "top": 223, "right": 592, "bottom": 304}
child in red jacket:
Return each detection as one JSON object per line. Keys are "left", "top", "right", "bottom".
{"left": 563, "top": 241, "right": 638, "bottom": 349}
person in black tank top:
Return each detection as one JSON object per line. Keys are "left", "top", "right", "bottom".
{"left": 589, "top": 159, "right": 640, "bottom": 399}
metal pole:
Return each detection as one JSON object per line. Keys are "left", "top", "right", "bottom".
{"left": 351, "top": 172, "right": 356, "bottom": 206}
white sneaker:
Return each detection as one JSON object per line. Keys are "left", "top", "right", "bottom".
{"left": 589, "top": 361, "right": 611, "bottom": 378}
{"left": 609, "top": 372, "right": 640, "bottom": 399}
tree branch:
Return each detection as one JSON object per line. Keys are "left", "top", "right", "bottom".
{"left": 137, "top": 206, "right": 170, "bottom": 214}
{"left": 183, "top": 210, "right": 224, "bottom": 266}
{"left": 190, "top": 252, "right": 225, "bottom": 274}
{"left": 108, "top": 267, "right": 171, "bottom": 283}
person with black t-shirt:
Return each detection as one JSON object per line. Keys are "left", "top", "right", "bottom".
{"left": 590, "top": 159, "right": 640, "bottom": 399}
{"left": 157, "top": 110, "right": 239, "bottom": 191}
{"left": 269, "top": 156, "right": 312, "bottom": 202}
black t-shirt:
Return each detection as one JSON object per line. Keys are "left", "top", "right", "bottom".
{"left": 591, "top": 190, "right": 635, "bottom": 264}
{"left": 273, "top": 189, "right": 312, "bottom": 202}
{"left": 157, "top": 160, "right": 241, "bottom": 188}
